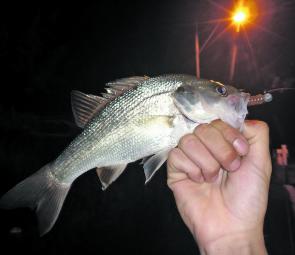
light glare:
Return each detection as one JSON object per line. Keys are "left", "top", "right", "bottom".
{"left": 232, "top": 7, "right": 249, "bottom": 25}
{"left": 231, "top": 5, "right": 251, "bottom": 32}
{"left": 233, "top": 10, "right": 247, "bottom": 24}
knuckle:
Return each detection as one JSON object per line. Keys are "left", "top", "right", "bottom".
{"left": 167, "top": 177, "right": 175, "bottom": 190}
{"left": 194, "top": 123, "right": 211, "bottom": 137}
{"left": 255, "top": 121, "right": 270, "bottom": 139}
{"left": 211, "top": 119, "right": 223, "bottom": 127}
{"left": 186, "top": 162, "right": 200, "bottom": 174}
{"left": 246, "top": 120, "right": 269, "bottom": 131}
{"left": 179, "top": 134, "right": 196, "bottom": 149}
{"left": 259, "top": 121, "right": 269, "bottom": 132}
{"left": 166, "top": 157, "right": 173, "bottom": 170}
{"left": 219, "top": 149, "right": 236, "bottom": 164}
{"left": 188, "top": 171, "right": 204, "bottom": 183}
{"left": 167, "top": 148, "right": 178, "bottom": 160}
{"left": 167, "top": 148, "right": 186, "bottom": 172}
{"left": 223, "top": 126, "right": 237, "bottom": 138}
{"left": 205, "top": 163, "right": 220, "bottom": 176}
{"left": 167, "top": 150, "right": 179, "bottom": 169}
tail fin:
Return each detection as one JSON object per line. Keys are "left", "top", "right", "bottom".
{"left": 0, "top": 164, "right": 71, "bottom": 236}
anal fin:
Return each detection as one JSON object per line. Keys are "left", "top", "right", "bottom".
{"left": 96, "top": 164, "right": 128, "bottom": 190}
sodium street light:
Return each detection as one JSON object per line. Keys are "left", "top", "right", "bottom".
{"left": 229, "top": 1, "right": 256, "bottom": 81}
{"left": 195, "top": 1, "right": 259, "bottom": 81}
{"left": 232, "top": 6, "right": 250, "bottom": 32}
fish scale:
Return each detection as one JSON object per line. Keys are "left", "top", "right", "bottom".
{"left": 0, "top": 74, "right": 252, "bottom": 235}
{"left": 53, "top": 75, "right": 185, "bottom": 182}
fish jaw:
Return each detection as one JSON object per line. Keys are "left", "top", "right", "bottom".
{"left": 173, "top": 81, "right": 250, "bottom": 130}
{"left": 216, "top": 92, "right": 250, "bottom": 130}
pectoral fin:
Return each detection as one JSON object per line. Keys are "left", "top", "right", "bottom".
{"left": 96, "top": 164, "right": 128, "bottom": 190}
{"left": 143, "top": 150, "right": 170, "bottom": 184}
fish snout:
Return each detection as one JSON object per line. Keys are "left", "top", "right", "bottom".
{"left": 227, "top": 93, "right": 249, "bottom": 112}
{"left": 227, "top": 95, "right": 241, "bottom": 106}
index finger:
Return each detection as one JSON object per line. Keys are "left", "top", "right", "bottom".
{"left": 210, "top": 119, "right": 249, "bottom": 156}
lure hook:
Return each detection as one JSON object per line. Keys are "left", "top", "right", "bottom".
{"left": 248, "top": 87, "right": 295, "bottom": 106}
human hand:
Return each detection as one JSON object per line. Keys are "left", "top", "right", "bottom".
{"left": 167, "top": 120, "right": 271, "bottom": 254}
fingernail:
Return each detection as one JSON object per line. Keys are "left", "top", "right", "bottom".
{"left": 229, "top": 158, "right": 241, "bottom": 171}
{"left": 233, "top": 138, "right": 248, "bottom": 155}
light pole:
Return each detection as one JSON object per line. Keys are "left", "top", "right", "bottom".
{"left": 195, "top": 24, "right": 200, "bottom": 79}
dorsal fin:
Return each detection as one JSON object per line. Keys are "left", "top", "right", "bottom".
{"left": 101, "top": 93, "right": 116, "bottom": 100}
{"left": 71, "top": 76, "right": 149, "bottom": 128}
{"left": 71, "top": 91, "right": 107, "bottom": 128}
{"left": 106, "top": 76, "right": 149, "bottom": 89}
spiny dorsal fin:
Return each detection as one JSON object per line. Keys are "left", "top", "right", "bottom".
{"left": 101, "top": 93, "right": 116, "bottom": 100}
{"left": 71, "top": 90, "right": 109, "bottom": 128}
{"left": 106, "top": 76, "right": 149, "bottom": 89}
{"left": 71, "top": 76, "right": 149, "bottom": 128}
{"left": 104, "top": 75, "right": 149, "bottom": 99}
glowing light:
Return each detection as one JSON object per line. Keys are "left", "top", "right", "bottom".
{"left": 233, "top": 10, "right": 247, "bottom": 24}
{"left": 232, "top": 6, "right": 249, "bottom": 29}
{"left": 230, "top": 1, "right": 255, "bottom": 32}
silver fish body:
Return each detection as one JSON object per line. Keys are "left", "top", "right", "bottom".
{"left": 0, "top": 74, "right": 250, "bottom": 235}
{"left": 53, "top": 75, "right": 193, "bottom": 184}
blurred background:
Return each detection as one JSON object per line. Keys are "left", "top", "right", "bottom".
{"left": 0, "top": 0, "right": 295, "bottom": 254}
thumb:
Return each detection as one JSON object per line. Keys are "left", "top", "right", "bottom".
{"left": 242, "top": 120, "right": 270, "bottom": 154}
{"left": 222, "top": 121, "right": 272, "bottom": 230}
{"left": 242, "top": 120, "right": 272, "bottom": 179}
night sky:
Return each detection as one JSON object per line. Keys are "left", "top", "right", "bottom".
{"left": 0, "top": 1, "right": 295, "bottom": 254}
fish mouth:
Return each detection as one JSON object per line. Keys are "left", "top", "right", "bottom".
{"left": 220, "top": 92, "right": 250, "bottom": 129}
{"left": 227, "top": 92, "right": 250, "bottom": 112}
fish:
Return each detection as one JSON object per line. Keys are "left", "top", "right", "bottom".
{"left": 0, "top": 74, "right": 252, "bottom": 235}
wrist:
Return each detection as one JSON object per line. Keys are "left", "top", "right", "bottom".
{"left": 198, "top": 230, "right": 267, "bottom": 255}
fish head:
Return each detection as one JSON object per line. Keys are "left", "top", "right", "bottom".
{"left": 173, "top": 79, "right": 250, "bottom": 129}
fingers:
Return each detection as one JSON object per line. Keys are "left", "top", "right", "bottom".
{"left": 167, "top": 119, "right": 251, "bottom": 184}
{"left": 194, "top": 122, "right": 241, "bottom": 173}
{"left": 178, "top": 134, "right": 220, "bottom": 182}
{"left": 167, "top": 148, "right": 204, "bottom": 184}
{"left": 211, "top": 120, "right": 249, "bottom": 156}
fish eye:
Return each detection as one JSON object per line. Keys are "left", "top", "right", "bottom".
{"left": 216, "top": 86, "right": 228, "bottom": 97}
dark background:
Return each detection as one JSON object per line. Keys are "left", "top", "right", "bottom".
{"left": 0, "top": 0, "right": 295, "bottom": 254}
